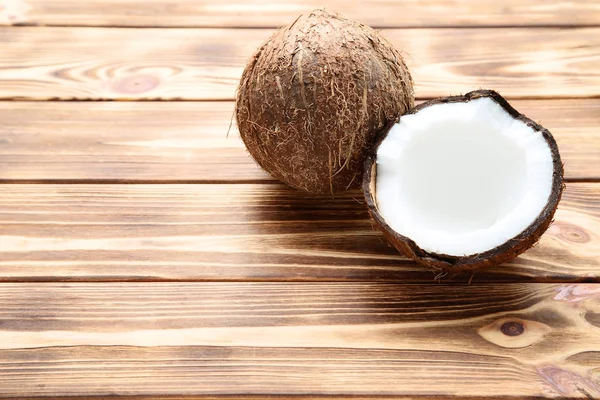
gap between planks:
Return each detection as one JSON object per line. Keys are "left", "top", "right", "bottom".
{"left": 0, "top": 179, "right": 280, "bottom": 185}
{"left": 8, "top": 23, "right": 600, "bottom": 29}
{"left": 3, "top": 96, "right": 600, "bottom": 101}
{"left": 0, "top": 397, "right": 546, "bottom": 400}
{"left": 0, "top": 178, "right": 596, "bottom": 184}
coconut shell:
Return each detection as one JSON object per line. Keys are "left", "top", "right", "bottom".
{"left": 363, "top": 90, "right": 564, "bottom": 273}
{"left": 236, "top": 9, "right": 414, "bottom": 194}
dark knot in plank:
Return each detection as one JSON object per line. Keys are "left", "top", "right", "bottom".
{"left": 500, "top": 321, "right": 525, "bottom": 336}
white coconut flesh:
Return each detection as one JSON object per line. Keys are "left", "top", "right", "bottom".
{"left": 375, "top": 97, "right": 554, "bottom": 257}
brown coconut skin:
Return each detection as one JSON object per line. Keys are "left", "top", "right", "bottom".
{"left": 363, "top": 90, "right": 564, "bottom": 273}
{"left": 236, "top": 10, "right": 414, "bottom": 194}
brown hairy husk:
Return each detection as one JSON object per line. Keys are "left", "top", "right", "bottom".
{"left": 236, "top": 9, "right": 414, "bottom": 194}
{"left": 363, "top": 90, "right": 564, "bottom": 273}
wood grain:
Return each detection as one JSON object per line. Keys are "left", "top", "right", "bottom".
{"left": 1, "top": 3, "right": 599, "bottom": 399}
{"left": 0, "top": 101, "right": 268, "bottom": 183}
{"left": 0, "top": 183, "right": 597, "bottom": 283}
{"left": 1, "top": 100, "right": 598, "bottom": 182}
{"left": 2, "top": 0, "right": 600, "bottom": 28}
{"left": 0, "top": 282, "right": 597, "bottom": 397}
{"left": 1, "top": 27, "right": 600, "bottom": 100}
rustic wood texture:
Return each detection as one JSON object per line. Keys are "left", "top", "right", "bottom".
{"left": 2, "top": 1, "right": 600, "bottom": 399}
{"left": 0, "top": 282, "right": 597, "bottom": 397}
{"left": 0, "top": 183, "right": 597, "bottom": 283}
{"left": 1, "top": 99, "right": 598, "bottom": 182}
{"left": 2, "top": 27, "right": 600, "bottom": 100}
{"left": 2, "top": 0, "right": 600, "bottom": 28}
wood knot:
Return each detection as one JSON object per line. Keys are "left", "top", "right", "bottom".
{"left": 478, "top": 318, "right": 551, "bottom": 348}
{"left": 111, "top": 74, "right": 160, "bottom": 95}
{"left": 551, "top": 221, "right": 590, "bottom": 243}
{"left": 500, "top": 321, "right": 524, "bottom": 336}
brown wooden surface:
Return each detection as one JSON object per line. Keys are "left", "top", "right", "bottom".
{"left": 1, "top": 100, "right": 599, "bottom": 182}
{"left": 0, "top": 183, "right": 598, "bottom": 283}
{"left": 1, "top": 1, "right": 600, "bottom": 399}
{"left": 2, "top": 27, "right": 600, "bottom": 100}
{"left": 2, "top": 0, "right": 600, "bottom": 28}
{"left": 0, "top": 282, "right": 597, "bottom": 398}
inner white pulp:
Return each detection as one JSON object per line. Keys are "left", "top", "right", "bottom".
{"left": 376, "top": 97, "right": 554, "bottom": 257}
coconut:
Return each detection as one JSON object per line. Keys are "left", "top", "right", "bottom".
{"left": 236, "top": 9, "right": 414, "bottom": 194}
{"left": 364, "top": 90, "right": 564, "bottom": 273}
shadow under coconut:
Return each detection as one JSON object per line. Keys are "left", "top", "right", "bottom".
{"left": 245, "top": 182, "right": 571, "bottom": 283}
{"left": 244, "top": 183, "right": 455, "bottom": 282}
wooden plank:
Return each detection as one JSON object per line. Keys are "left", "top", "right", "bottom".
{"left": 0, "top": 102, "right": 269, "bottom": 183}
{"left": 1, "top": 100, "right": 598, "bottom": 182}
{"left": 2, "top": 0, "right": 600, "bottom": 28}
{"left": 0, "top": 183, "right": 597, "bottom": 283}
{"left": 0, "top": 282, "right": 597, "bottom": 397}
{"left": 1, "top": 27, "right": 600, "bottom": 100}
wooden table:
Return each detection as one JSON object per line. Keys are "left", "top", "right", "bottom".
{"left": 1, "top": 1, "right": 600, "bottom": 398}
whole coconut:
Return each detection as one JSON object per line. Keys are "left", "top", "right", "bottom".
{"left": 236, "top": 10, "right": 414, "bottom": 194}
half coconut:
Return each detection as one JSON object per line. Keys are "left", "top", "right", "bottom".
{"left": 364, "top": 90, "right": 564, "bottom": 272}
